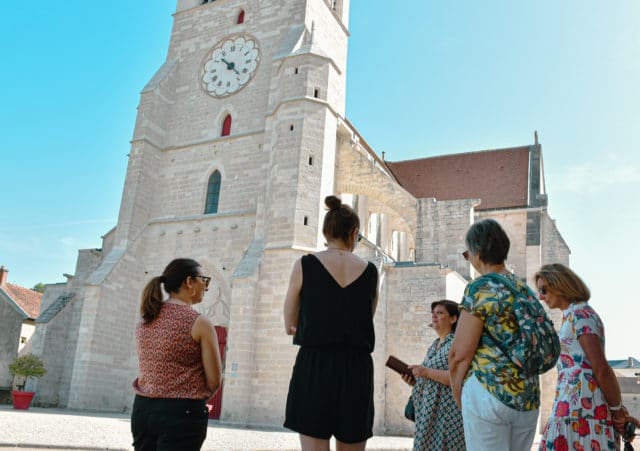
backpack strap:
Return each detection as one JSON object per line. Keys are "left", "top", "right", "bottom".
{"left": 482, "top": 272, "right": 520, "bottom": 295}
{"left": 478, "top": 273, "right": 521, "bottom": 359}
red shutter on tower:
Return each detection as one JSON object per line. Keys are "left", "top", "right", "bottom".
{"left": 221, "top": 115, "right": 232, "bottom": 136}
{"left": 237, "top": 10, "right": 245, "bottom": 24}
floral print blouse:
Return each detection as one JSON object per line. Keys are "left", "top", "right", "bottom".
{"left": 460, "top": 273, "right": 540, "bottom": 411}
{"left": 539, "top": 301, "right": 618, "bottom": 451}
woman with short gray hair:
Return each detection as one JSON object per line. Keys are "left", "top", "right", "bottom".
{"left": 449, "top": 219, "right": 540, "bottom": 450}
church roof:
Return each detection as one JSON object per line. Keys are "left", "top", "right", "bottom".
{"left": 36, "top": 292, "right": 75, "bottom": 324}
{"left": 385, "top": 146, "right": 531, "bottom": 210}
{"left": 0, "top": 282, "right": 42, "bottom": 320}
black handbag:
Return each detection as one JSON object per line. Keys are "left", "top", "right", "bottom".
{"left": 404, "top": 395, "right": 415, "bottom": 421}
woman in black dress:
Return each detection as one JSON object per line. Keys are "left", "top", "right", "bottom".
{"left": 284, "top": 195, "right": 379, "bottom": 451}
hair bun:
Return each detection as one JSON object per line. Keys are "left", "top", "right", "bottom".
{"left": 324, "top": 195, "right": 342, "bottom": 211}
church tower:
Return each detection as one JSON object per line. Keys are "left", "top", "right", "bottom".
{"left": 29, "top": 0, "right": 572, "bottom": 435}
{"left": 37, "top": 0, "right": 352, "bottom": 424}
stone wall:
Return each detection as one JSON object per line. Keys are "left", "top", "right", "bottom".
{"left": 380, "top": 264, "right": 451, "bottom": 435}
{"left": 619, "top": 377, "right": 640, "bottom": 419}
{"left": 476, "top": 210, "right": 528, "bottom": 279}
{"left": 0, "top": 299, "right": 22, "bottom": 388}
{"left": 541, "top": 211, "right": 571, "bottom": 266}
{"left": 30, "top": 250, "right": 103, "bottom": 407}
{"left": 416, "top": 198, "right": 477, "bottom": 276}
{"left": 63, "top": 212, "right": 256, "bottom": 412}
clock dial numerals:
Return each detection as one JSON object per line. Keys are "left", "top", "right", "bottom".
{"left": 201, "top": 36, "right": 260, "bottom": 97}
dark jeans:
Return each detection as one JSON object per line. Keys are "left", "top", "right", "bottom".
{"left": 131, "top": 395, "right": 209, "bottom": 451}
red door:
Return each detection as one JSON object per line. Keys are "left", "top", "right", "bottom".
{"left": 207, "top": 326, "right": 227, "bottom": 419}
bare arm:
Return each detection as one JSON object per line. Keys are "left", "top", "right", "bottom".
{"left": 409, "top": 365, "right": 451, "bottom": 386}
{"left": 192, "top": 315, "right": 222, "bottom": 395}
{"left": 283, "top": 259, "right": 302, "bottom": 335}
{"left": 449, "top": 311, "right": 484, "bottom": 408}
{"left": 578, "top": 333, "right": 626, "bottom": 431}
{"left": 372, "top": 283, "right": 379, "bottom": 317}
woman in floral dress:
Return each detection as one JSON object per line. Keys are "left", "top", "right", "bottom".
{"left": 536, "top": 263, "right": 639, "bottom": 451}
{"left": 402, "top": 300, "right": 465, "bottom": 451}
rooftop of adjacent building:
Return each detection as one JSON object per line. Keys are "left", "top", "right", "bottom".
{"left": 0, "top": 265, "right": 42, "bottom": 319}
{"left": 609, "top": 357, "right": 640, "bottom": 369}
{"left": 384, "top": 144, "right": 535, "bottom": 210}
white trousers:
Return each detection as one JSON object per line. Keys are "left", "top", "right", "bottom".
{"left": 462, "top": 374, "right": 539, "bottom": 451}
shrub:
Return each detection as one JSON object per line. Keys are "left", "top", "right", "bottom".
{"left": 9, "top": 354, "right": 46, "bottom": 388}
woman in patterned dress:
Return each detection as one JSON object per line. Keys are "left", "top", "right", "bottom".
{"left": 402, "top": 300, "right": 466, "bottom": 451}
{"left": 536, "top": 263, "right": 640, "bottom": 451}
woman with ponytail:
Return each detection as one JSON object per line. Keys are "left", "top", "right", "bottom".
{"left": 284, "top": 195, "right": 379, "bottom": 450}
{"left": 131, "top": 258, "right": 222, "bottom": 451}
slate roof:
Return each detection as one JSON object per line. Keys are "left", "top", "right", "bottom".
{"left": 0, "top": 283, "right": 42, "bottom": 319}
{"left": 608, "top": 357, "right": 640, "bottom": 369}
{"left": 385, "top": 146, "right": 531, "bottom": 210}
{"left": 36, "top": 292, "right": 75, "bottom": 324}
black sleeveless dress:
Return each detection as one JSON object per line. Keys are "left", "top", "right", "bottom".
{"left": 284, "top": 254, "right": 378, "bottom": 443}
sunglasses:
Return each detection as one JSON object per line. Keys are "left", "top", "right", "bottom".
{"left": 462, "top": 250, "right": 470, "bottom": 261}
{"left": 538, "top": 286, "right": 547, "bottom": 295}
{"left": 195, "top": 275, "right": 211, "bottom": 287}
{"left": 357, "top": 233, "right": 363, "bottom": 243}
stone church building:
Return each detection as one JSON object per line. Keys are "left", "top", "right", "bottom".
{"left": 30, "top": 0, "right": 569, "bottom": 435}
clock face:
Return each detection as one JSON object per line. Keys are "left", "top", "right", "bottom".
{"left": 201, "top": 35, "right": 260, "bottom": 97}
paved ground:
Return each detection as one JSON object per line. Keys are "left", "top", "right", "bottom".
{"left": 0, "top": 406, "right": 545, "bottom": 450}
{"left": 0, "top": 406, "right": 414, "bottom": 450}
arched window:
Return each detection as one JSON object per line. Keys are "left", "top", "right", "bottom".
{"left": 205, "top": 170, "right": 221, "bottom": 214}
{"left": 221, "top": 114, "right": 232, "bottom": 137}
{"left": 237, "top": 10, "right": 245, "bottom": 24}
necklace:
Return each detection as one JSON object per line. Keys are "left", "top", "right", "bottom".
{"left": 326, "top": 246, "right": 350, "bottom": 252}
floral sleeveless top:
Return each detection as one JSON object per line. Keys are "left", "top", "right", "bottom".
{"left": 133, "top": 302, "right": 211, "bottom": 400}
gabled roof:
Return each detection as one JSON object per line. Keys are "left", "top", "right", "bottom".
{"left": 0, "top": 283, "right": 42, "bottom": 319}
{"left": 385, "top": 146, "right": 531, "bottom": 210}
{"left": 608, "top": 357, "right": 640, "bottom": 369}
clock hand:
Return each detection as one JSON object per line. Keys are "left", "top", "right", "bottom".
{"left": 220, "top": 58, "right": 239, "bottom": 74}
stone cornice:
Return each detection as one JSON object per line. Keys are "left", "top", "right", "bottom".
{"left": 149, "top": 210, "right": 257, "bottom": 225}
{"left": 130, "top": 129, "right": 264, "bottom": 152}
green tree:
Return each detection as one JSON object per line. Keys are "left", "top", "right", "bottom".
{"left": 32, "top": 283, "right": 45, "bottom": 293}
{"left": 9, "top": 354, "right": 46, "bottom": 391}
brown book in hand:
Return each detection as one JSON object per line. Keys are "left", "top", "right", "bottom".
{"left": 385, "top": 355, "right": 414, "bottom": 377}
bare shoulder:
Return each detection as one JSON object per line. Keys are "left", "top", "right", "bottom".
{"left": 192, "top": 314, "right": 215, "bottom": 340}
{"left": 350, "top": 253, "right": 370, "bottom": 270}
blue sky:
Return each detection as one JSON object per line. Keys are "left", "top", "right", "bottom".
{"left": 1, "top": 1, "right": 638, "bottom": 359}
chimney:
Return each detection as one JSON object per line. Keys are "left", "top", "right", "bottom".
{"left": 0, "top": 266, "right": 8, "bottom": 286}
